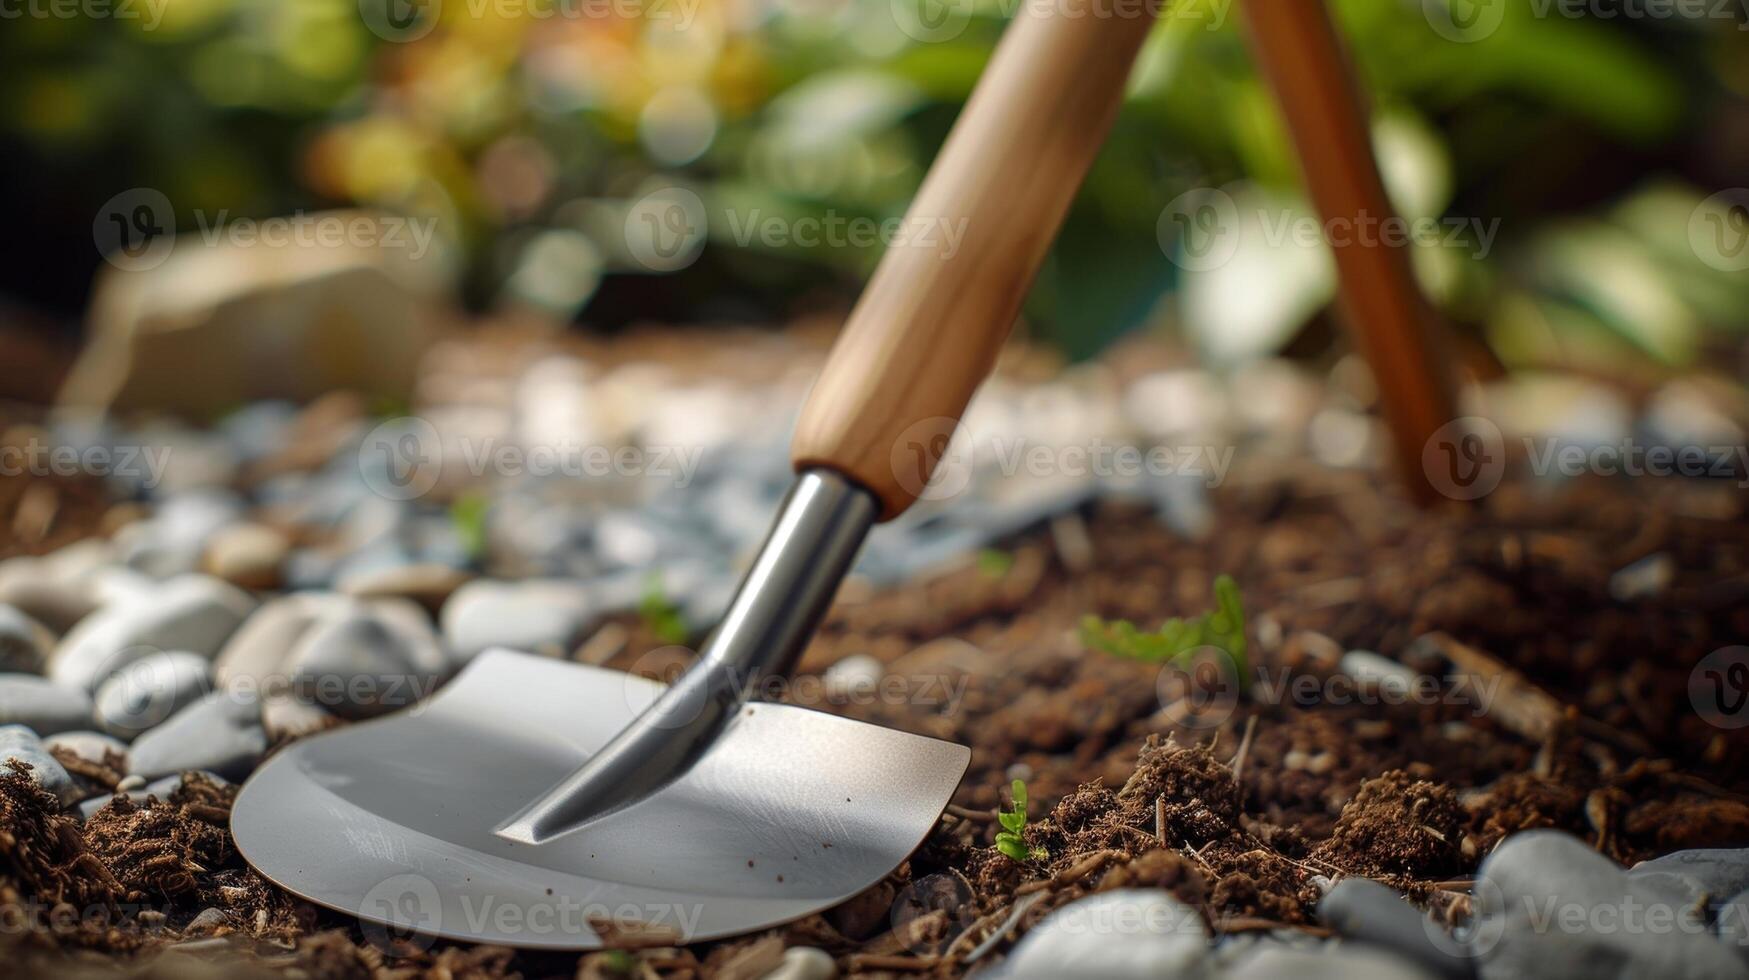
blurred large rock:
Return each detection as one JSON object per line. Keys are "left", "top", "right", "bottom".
{"left": 61, "top": 210, "right": 451, "bottom": 416}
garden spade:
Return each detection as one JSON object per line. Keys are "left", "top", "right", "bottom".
{"left": 233, "top": 0, "right": 1161, "bottom": 948}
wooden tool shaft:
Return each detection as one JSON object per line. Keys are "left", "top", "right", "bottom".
{"left": 791, "top": 1, "right": 1159, "bottom": 519}
{"left": 1240, "top": 0, "right": 1457, "bottom": 505}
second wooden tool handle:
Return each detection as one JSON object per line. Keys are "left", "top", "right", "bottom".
{"left": 791, "top": 3, "right": 1158, "bottom": 520}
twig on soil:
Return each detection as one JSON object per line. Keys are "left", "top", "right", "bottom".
{"left": 1219, "top": 916, "right": 1334, "bottom": 938}
{"left": 1155, "top": 795, "right": 1166, "bottom": 846}
{"left": 962, "top": 891, "right": 1046, "bottom": 964}
{"left": 1013, "top": 849, "right": 1127, "bottom": 896}
{"left": 1420, "top": 632, "right": 1562, "bottom": 741}
{"left": 944, "top": 805, "right": 995, "bottom": 823}
{"left": 846, "top": 953, "right": 937, "bottom": 972}
{"left": 1229, "top": 715, "right": 1258, "bottom": 785}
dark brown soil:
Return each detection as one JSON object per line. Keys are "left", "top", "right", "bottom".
{"left": 6, "top": 466, "right": 1749, "bottom": 978}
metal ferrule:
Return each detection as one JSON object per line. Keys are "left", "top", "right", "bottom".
{"left": 496, "top": 468, "right": 879, "bottom": 844}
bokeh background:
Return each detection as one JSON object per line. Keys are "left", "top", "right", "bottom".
{"left": 2, "top": 0, "right": 1748, "bottom": 387}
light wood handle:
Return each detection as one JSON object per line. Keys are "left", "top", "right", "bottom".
{"left": 1240, "top": 0, "right": 1457, "bottom": 505}
{"left": 791, "top": 3, "right": 1158, "bottom": 519}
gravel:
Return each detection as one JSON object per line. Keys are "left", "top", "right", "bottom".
{"left": 126, "top": 691, "right": 268, "bottom": 782}
{"left": 49, "top": 575, "right": 255, "bottom": 693}
{"left": 1473, "top": 830, "right": 1748, "bottom": 980}
{"left": 0, "top": 674, "right": 95, "bottom": 734}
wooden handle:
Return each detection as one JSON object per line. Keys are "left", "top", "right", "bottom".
{"left": 791, "top": 3, "right": 1158, "bottom": 519}
{"left": 1240, "top": 0, "right": 1457, "bottom": 505}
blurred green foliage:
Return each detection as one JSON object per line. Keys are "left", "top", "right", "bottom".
{"left": 2, "top": 0, "right": 1746, "bottom": 373}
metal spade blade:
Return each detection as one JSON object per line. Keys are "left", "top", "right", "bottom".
{"left": 232, "top": 648, "right": 969, "bottom": 949}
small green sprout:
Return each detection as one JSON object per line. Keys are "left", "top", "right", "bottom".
{"left": 449, "top": 492, "right": 489, "bottom": 563}
{"left": 977, "top": 548, "right": 1014, "bottom": 580}
{"left": 370, "top": 393, "right": 414, "bottom": 420}
{"left": 995, "top": 779, "right": 1045, "bottom": 863}
{"left": 600, "top": 949, "right": 637, "bottom": 976}
{"left": 1079, "top": 574, "right": 1248, "bottom": 679}
{"left": 638, "top": 573, "right": 689, "bottom": 645}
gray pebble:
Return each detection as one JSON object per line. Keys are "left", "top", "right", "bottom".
{"left": 0, "top": 604, "right": 54, "bottom": 673}
{"left": 202, "top": 522, "right": 290, "bottom": 588}
{"left": 184, "top": 907, "right": 233, "bottom": 934}
{"left": 94, "top": 651, "right": 213, "bottom": 738}
{"left": 823, "top": 655, "right": 883, "bottom": 701}
{"left": 441, "top": 579, "right": 596, "bottom": 666}
{"left": 116, "top": 490, "right": 245, "bottom": 578}
{"left": 0, "top": 674, "right": 95, "bottom": 734}
{"left": 764, "top": 946, "right": 836, "bottom": 980}
{"left": 1609, "top": 552, "right": 1675, "bottom": 602}
{"left": 1718, "top": 889, "right": 1749, "bottom": 966}
{"left": 50, "top": 575, "right": 255, "bottom": 693}
{"left": 1226, "top": 945, "right": 1441, "bottom": 980}
{"left": 0, "top": 557, "right": 98, "bottom": 634}
{"left": 286, "top": 609, "right": 442, "bottom": 720}
{"left": 1340, "top": 651, "right": 1419, "bottom": 697}
{"left": 1319, "top": 877, "right": 1473, "bottom": 980}
{"left": 0, "top": 724, "right": 78, "bottom": 806}
{"left": 1629, "top": 848, "right": 1749, "bottom": 910}
{"left": 1474, "top": 830, "right": 1746, "bottom": 980}
{"left": 998, "top": 890, "right": 1207, "bottom": 979}
{"left": 213, "top": 592, "right": 351, "bottom": 693}
{"left": 127, "top": 692, "right": 267, "bottom": 782}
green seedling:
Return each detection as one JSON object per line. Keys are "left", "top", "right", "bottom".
{"left": 639, "top": 573, "right": 689, "bottom": 645}
{"left": 977, "top": 548, "right": 1014, "bottom": 580}
{"left": 449, "top": 491, "right": 489, "bottom": 563}
{"left": 1079, "top": 574, "right": 1248, "bottom": 679}
{"left": 995, "top": 779, "right": 1045, "bottom": 863}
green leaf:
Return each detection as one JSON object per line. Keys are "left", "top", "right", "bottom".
{"left": 1081, "top": 575, "right": 1249, "bottom": 678}
{"left": 996, "top": 837, "right": 1031, "bottom": 863}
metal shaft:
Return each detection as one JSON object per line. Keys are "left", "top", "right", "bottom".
{"left": 495, "top": 469, "right": 879, "bottom": 845}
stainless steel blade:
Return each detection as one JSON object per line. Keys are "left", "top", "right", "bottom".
{"left": 232, "top": 648, "right": 969, "bottom": 949}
